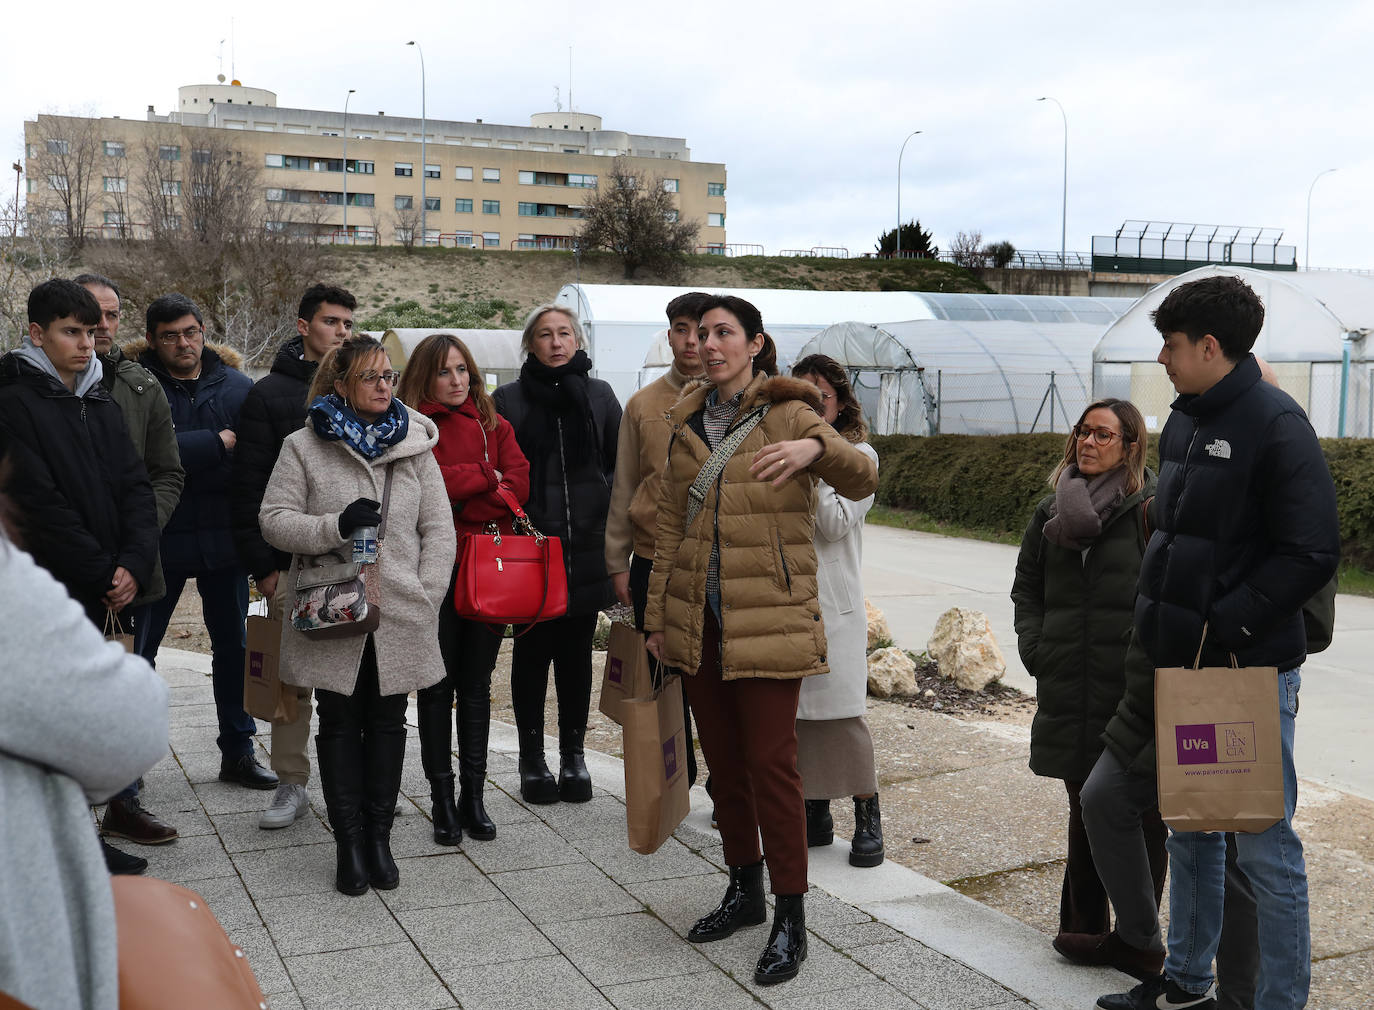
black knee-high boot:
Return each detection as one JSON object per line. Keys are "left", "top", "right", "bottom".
{"left": 457, "top": 685, "right": 496, "bottom": 838}
{"left": 316, "top": 732, "right": 368, "bottom": 896}
{"left": 417, "top": 687, "right": 460, "bottom": 845}
{"left": 362, "top": 722, "right": 406, "bottom": 889}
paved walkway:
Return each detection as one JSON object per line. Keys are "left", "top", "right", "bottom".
{"left": 132, "top": 647, "right": 1136, "bottom": 1010}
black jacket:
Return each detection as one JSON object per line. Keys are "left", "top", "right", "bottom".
{"left": 138, "top": 344, "right": 252, "bottom": 573}
{"left": 230, "top": 337, "right": 316, "bottom": 580}
{"left": 1102, "top": 355, "right": 1340, "bottom": 774}
{"left": 493, "top": 374, "right": 622, "bottom": 615}
{"left": 0, "top": 352, "right": 159, "bottom": 621}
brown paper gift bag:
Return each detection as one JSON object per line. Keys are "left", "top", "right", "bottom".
{"left": 622, "top": 672, "right": 690, "bottom": 854}
{"left": 598, "top": 621, "right": 653, "bottom": 727}
{"left": 243, "top": 615, "right": 297, "bottom": 723}
{"left": 104, "top": 608, "right": 134, "bottom": 653}
{"left": 1154, "top": 627, "right": 1284, "bottom": 833}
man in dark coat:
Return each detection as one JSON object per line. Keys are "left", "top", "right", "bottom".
{"left": 133, "top": 293, "right": 277, "bottom": 797}
{"left": 1096, "top": 276, "right": 1339, "bottom": 1010}
{"left": 230, "top": 283, "right": 356, "bottom": 829}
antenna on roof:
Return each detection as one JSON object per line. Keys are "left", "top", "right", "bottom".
{"left": 230, "top": 18, "right": 236, "bottom": 81}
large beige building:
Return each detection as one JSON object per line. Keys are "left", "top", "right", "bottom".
{"left": 23, "top": 81, "right": 727, "bottom": 250}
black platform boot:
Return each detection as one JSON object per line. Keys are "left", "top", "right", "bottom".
{"left": 687, "top": 861, "right": 767, "bottom": 942}
{"left": 316, "top": 733, "right": 368, "bottom": 896}
{"left": 850, "top": 794, "right": 885, "bottom": 868}
{"left": 805, "top": 799, "right": 833, "bottom": 847}
{"left": 755, "top": 893, "right": 807, "bottom": 985}
{"left": 557, "top": 722, "right": 593, "bottom": 803}
{"left": 518, "top": 724, "right": 559, "bottom": 805}
{"left": 457, "top": 692, "right": 496, "bottom": 839}
{"left": 417, "top": 697, "right": 461, "bottom": 845}
{"left": 362, "top": 724, "right": 406, "bottom": 890}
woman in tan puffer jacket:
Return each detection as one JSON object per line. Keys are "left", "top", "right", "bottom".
{"left": 645, "top": 294, "right": 877, "bottom": 988}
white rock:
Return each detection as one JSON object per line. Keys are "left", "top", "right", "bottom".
{"left": 865, "top": 598, "right": 893, "bottom": 651}
{"left": 866, "top": 646, "right": 917, "bottom": 698}
{"left": 926, "top": 607, "right": 1006, "bottom": 692}
{"left": 923, "top": 688, "right": 936, "bottom": 699}
{"left": 596, "top": 611, "right": 611, "bottom": 641}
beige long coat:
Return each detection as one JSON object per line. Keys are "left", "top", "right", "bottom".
{"left": 260, "top": 406, "right": 456, "bottom": 697}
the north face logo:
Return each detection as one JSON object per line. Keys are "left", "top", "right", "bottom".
{"left": 1205, "top": 439, "right": 1232, "bottom": 459}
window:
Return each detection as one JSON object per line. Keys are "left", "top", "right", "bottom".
{"left": 159, "top": 145, "right": 180, "bottom": 162}
{"left": 103, "top": 176, "right": 127, "bottom": 193}
{"left": 455, "top": 166, "right": 473, "bottom": 181}
{"left": 568, "top": 173, "right": 596, "bottom": 188}
{"left": 47, "top": 174, "right": 68, "bottom": 191}
{"left": 162, "top": 180, "right": 181, "bottom": 196}
{"left": 265, "top": 153, "right": 284, "bottom": 168}
{"left": 424, "top": 228, "right": 440, "bottom": 245}
{"left": 104, "top": 211, "right": 127, "bottom": 225}
{"left": 424, "top": 196, "right": 440, "bottom": 212}
{"left": 160, "top": 214, "right": 181, "bottom": 231}
{"left": 518, "top": 202, "right": 537, "bottom": 216}
{"left": 266, "top": 188, "right": 344, "bottom": 205}
{"left": 266, "top": 188, "right": 285, "bottom": 202}
{"left": 395, "top": 195, "right": 413, "bottom": 210}
{"left": 482, "top": 200, "right": 500, "bottom": 215}
{"left": 454, "top": 230, "right": 474, "bottom": 248}
{"left": 26, "top": 179, "right": 36, "bottom": 194}
{"left": 518, "top": 170, "right": 535, "bottom": 185}
{"left": 707, "top": 182, "right": 725, "bottom": 197}
{"left": 424, "top": 164, "right": 440, "bottom": 179}
{"left": 103, "top": 141, "right": 125, "bottom": 158}
{"left": 708, "top": 212, "right": 725, "bottom": 227}
{"left": 192, "top": 148, "right": 212, "bottom": 165}
{"left": 454, "top": 198, "right": 473, "bottom": 213}
{"left": 482, "top": 232, "right": 500, "bottom": 248}
{"left": 665, "top": 210, "right": 679, "bottom": 222}
{"left": 394, "top": 227, "right": 414, "bottom": 244}
{"left": 394, "top": 162, "right": 413, "bottom": 177}
{"left": 347, "top": 193, "right": 374, "bottom": 207}
{"left": 347, "top": 160, "right": 374, "bottom": 175}
{"left": 482, "top": 168, "right": 500, "bottom": 182}
{"left": 499, "top": 142, "right": 519, "bottom": 150}
{"left": 662, "top": 178, "right": 678, "bottom": 193}
{"left": 563, "top": 148, "right": 580, "bottom": 154}
{"left": 192, "top": 183, "right": 213, "bottom": 198}
{"left": 46, "top": 139, "right": 68, "bottom": 155}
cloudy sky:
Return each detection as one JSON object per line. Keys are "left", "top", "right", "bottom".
{"left": 6, "top": 0, "right": 1373, "bottom": 268}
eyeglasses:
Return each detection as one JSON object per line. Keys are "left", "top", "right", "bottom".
{"left": 818, "top": 392, "right": 834, "bottom": 404}
{"left": 358, "top": 370, "right": 399, "bottom": 387}
{"left": 154, "top": 326, "right": 203, "bottom": 344}
{"left": 1073, "top": 425, "right": 1124, "bottom": 446}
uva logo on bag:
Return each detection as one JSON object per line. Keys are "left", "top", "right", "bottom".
{"left": 1175, "top": 722, "right": 1257, "bottom": 765}
{"left": 248, "top": 651, "right": 265, "bottom": 680}
{"left": 608, "top": 657, "right": 623, "bottom": 686}
{"left": 662, "top": 738, "right": 678, "bottom": 780}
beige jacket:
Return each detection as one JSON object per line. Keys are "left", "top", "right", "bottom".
{"left": 604, "top": 362, "right": 697, "bottom": 572}
{"left": 259, "top": 406, "right": 456, "bottom": 697}
{"left": 644, "top": 372, "right": 879, "bottom": 681}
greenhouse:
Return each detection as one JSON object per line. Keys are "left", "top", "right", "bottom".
{"left": 1092, "top": 266, "right": 1374, "bottom": 436}
{"left": 380, "top": 328, "right": 524, "bottom": 393}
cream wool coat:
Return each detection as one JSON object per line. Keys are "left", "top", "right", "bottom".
{"left": 797, "top": 441, "right": 878, "bottom": 721}
{"left": 260, "top": 406, "right": 456, "bottom": 697}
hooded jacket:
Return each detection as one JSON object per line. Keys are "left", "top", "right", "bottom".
{"left": 416, "top": 397, "right": 531, "bottom": 537}
{"left": 137, "top": 342, "right": 252, "bottom": 573}
{"left": 0, "top": 343, "right": 159, "bottom": 622}
{"left": 644, "top": 372, "right": 879, "bottom": 681}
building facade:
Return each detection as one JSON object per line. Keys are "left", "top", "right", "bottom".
{"left": 23, "top": 81, "right": 728, "bottom": 250}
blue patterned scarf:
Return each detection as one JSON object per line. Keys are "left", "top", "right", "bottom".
{"left": 308, "top": 393, "right": 410, "bottom": 460}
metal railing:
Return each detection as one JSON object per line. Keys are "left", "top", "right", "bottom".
{"left": 936, "top": 249, "right": 1091, "bottom": 270}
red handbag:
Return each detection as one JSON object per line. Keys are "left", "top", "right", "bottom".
{"left": 454, "top": 485, "right": 569, "bottom": 625}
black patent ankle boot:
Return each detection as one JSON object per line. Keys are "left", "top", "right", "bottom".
{"left": 558, "top": 724, "right": 593, "bottom": 803}
{"left": 850, "top": 794, "right": 885, "bottom": 868}
{"left": 518, "top": 725, "right": 559, "bottom": 805}
{"left": 429, "top": 772, "right": 461, "bottom": 846}
{"left": 687, "top": 861, "right": 767, "bottom": 942}
{"left": 805, "top": 799, "right": 833, "bottom": 847}
{"left": 754, "top": 893, "right": 807, "bottom": 985}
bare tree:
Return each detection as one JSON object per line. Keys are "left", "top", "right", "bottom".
{"left": 30, "top": 114, "right": 101, "bottom": 252}
{"left": 575, "top": 158, "right": 699, "bottom": 279}
{"left": 391, "top": 204, "right": 422, "bottom": 250}
{"left": 134, "top": 129, "right": 185, "bottom": 243}
{"left": 949, "top": 230, "right": 987, "bottom": 271}
{"left": 182, "top": 129, "right": 262, "bottom": 243}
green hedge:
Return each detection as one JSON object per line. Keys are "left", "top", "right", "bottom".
{"left": 872, "top": 434, "right": 1374, "bottom": 565}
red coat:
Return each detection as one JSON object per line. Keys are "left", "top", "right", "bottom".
{"left": 418, "top": 399, "right": 531, "bottom": 538}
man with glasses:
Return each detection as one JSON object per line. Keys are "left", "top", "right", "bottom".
{"left": 134, "top": 293, "right": 277, "bottom": 796}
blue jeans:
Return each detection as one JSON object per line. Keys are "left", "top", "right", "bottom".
{"left": 136, "top": 566, "right": 257, "bottom": 760}
{"left": 1164, "top": 668, "right": 1307, "bottom": 1010}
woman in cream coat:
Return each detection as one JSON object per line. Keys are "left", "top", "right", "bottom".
{"left": 790, "top": 355, "right": 883, "bottom": 868}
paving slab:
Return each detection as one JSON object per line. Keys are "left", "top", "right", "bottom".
{"left": 437, "top": 954, "right": 615, "bottom": 1010}
{"left": 282, "top": 941, "right": 454, "bottom": 1010}
{"left": 397, "top": 898, "right": 557, "bottom": 971}
{"left": 490, "top": 861, "right": 642, "bottom": 923}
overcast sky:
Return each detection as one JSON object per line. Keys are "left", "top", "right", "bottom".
{"left": 6, "top": 0, "right": 1373, "bottom": 269}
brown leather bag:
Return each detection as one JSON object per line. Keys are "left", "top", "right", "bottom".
{"left": 111, "top": 876, "right": 267, "bottom": 1009}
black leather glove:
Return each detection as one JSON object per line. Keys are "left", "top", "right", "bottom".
{"left": 338, "top": 498, "right": 382, "bottom": 537}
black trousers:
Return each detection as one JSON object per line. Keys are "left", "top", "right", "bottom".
{"left": 510, "top": 612, "right": 598, "bottom": 742}
{"left": 315, "top": 637, "right": 408, "bottom": 746}
{"left": 629, "top": 553, "right": 698, "bottom": 786}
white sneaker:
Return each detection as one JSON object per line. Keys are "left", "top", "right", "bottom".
{"left": 259, "top": 783, "right": 310, "bottom": 829}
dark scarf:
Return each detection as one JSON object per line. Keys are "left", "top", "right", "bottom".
{"left": 308, "top": 393, "right": 409, "bottom": 460}
{"left": 1043, "top": 464, "right": 1129, "bottom": 550}
{"left": 516, "top": 349, "right": 600, "bottom": 501}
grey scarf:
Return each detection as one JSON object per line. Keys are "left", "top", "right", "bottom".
{"left": 1043, "top": 464, "right": 1129, "bottom": 550}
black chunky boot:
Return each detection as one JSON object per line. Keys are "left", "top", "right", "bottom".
{"left": 362, "top": 725, "right": 406, "bottom": 890}
{"left": 518, "top": 724, "right": 559, "bottom": 805}
{"left": 557, "top": 723, "right": 593, "bottom": 803}
{"left": 850, "top": 794, "right": 885, "bottom": 867}
{"left": 428, "top": 772, "right": 461, "bottom": 846}
{"left": 754, "top": 893, "right": 807, "bottom": 985}
{"left": 457, "top": 688, "right": 496, "bottom": 839}
{"left": 316, "top": 733, "right": 368, "bottom": 896}
{"left": 804, "top": 799, "right": 833, "bottom": 847}
{"left": 687, "top": 861, "right": 767, "bottom": 942}
{"left": 417, "top": 694, "right": 461, "bottom": 845}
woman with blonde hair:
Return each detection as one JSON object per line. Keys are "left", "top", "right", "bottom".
{"left": 1011, "top": 397, "right": 1166, "bottom": 979}
{"left": 396, "top": 334, "right": 529, "bottom": 844}
{"left": 261, "top": 334, "right": 454, "bottom": 895}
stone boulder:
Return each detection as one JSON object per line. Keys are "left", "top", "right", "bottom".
{"left": 866, "top": 646, "right": 918, "bottom": 698}
{"left": 865, "top": 598, "right": 893, "bottom": 651}
{"left": 926, "top": 607, "right": 1006, "bottom": 692}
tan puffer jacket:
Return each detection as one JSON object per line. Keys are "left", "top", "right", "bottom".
{"left": 644, "top": 372, "right": 879, "bottom": 681}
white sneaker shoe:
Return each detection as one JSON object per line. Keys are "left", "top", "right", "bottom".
{"left": 259, "top": 783, "right": 310, "bottom": 829}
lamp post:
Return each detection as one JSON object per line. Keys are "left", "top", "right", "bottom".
{"left": 895, "top": 130, "right": 921, "bottom": 259}
{"left": 341, "top": 88, "right": 355, "bottom": 243}
{"left": 1037, "top": 97, "right": 1067, "bottom": 268}
{"left": 11, "top": 161, "right": 21, "bottom": 240}
{"left": 406, "top": 41, "right": 427, "bottom": 247}
{"left": 1305, "top": 167, "right": 1337, "bottom": 271}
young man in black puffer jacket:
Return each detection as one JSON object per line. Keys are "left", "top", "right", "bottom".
{"left": 230, "top": 283, "right": 356, "bottom": 830}
{"left": 1095, "top": 275, "right": 1339, "bottom": 1010}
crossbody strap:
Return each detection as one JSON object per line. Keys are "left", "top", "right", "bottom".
{"left": 685, "top": 404, "right": 769, "bottom": 529}
{"left": 376, "top": 462, "right": 397, "bottom": 540}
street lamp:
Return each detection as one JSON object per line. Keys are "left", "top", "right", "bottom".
{"left": 341, "top": 89, "right": 355, "bottom": 243}
{"left": 1037, "top": 97, "right": 1067, "bottom": 268}
{"left": 1305, "top": 167, "right": 1337, "bottom": 271}
{"left": 896, "top": 130, "right": 921, "bottom": 259}
{"left": 406, "top": 41, "right": 427, "bottom": 247}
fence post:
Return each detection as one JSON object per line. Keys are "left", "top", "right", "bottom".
{"left": 1339, "top": 337, "right": 1351, "bottom": 437}
{"left": 936, "top": 370, "right": 942, "bottom": 435}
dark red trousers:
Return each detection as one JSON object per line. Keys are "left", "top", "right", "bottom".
{"left": 684, "top": 609, "right": 807, "bottom": 895}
